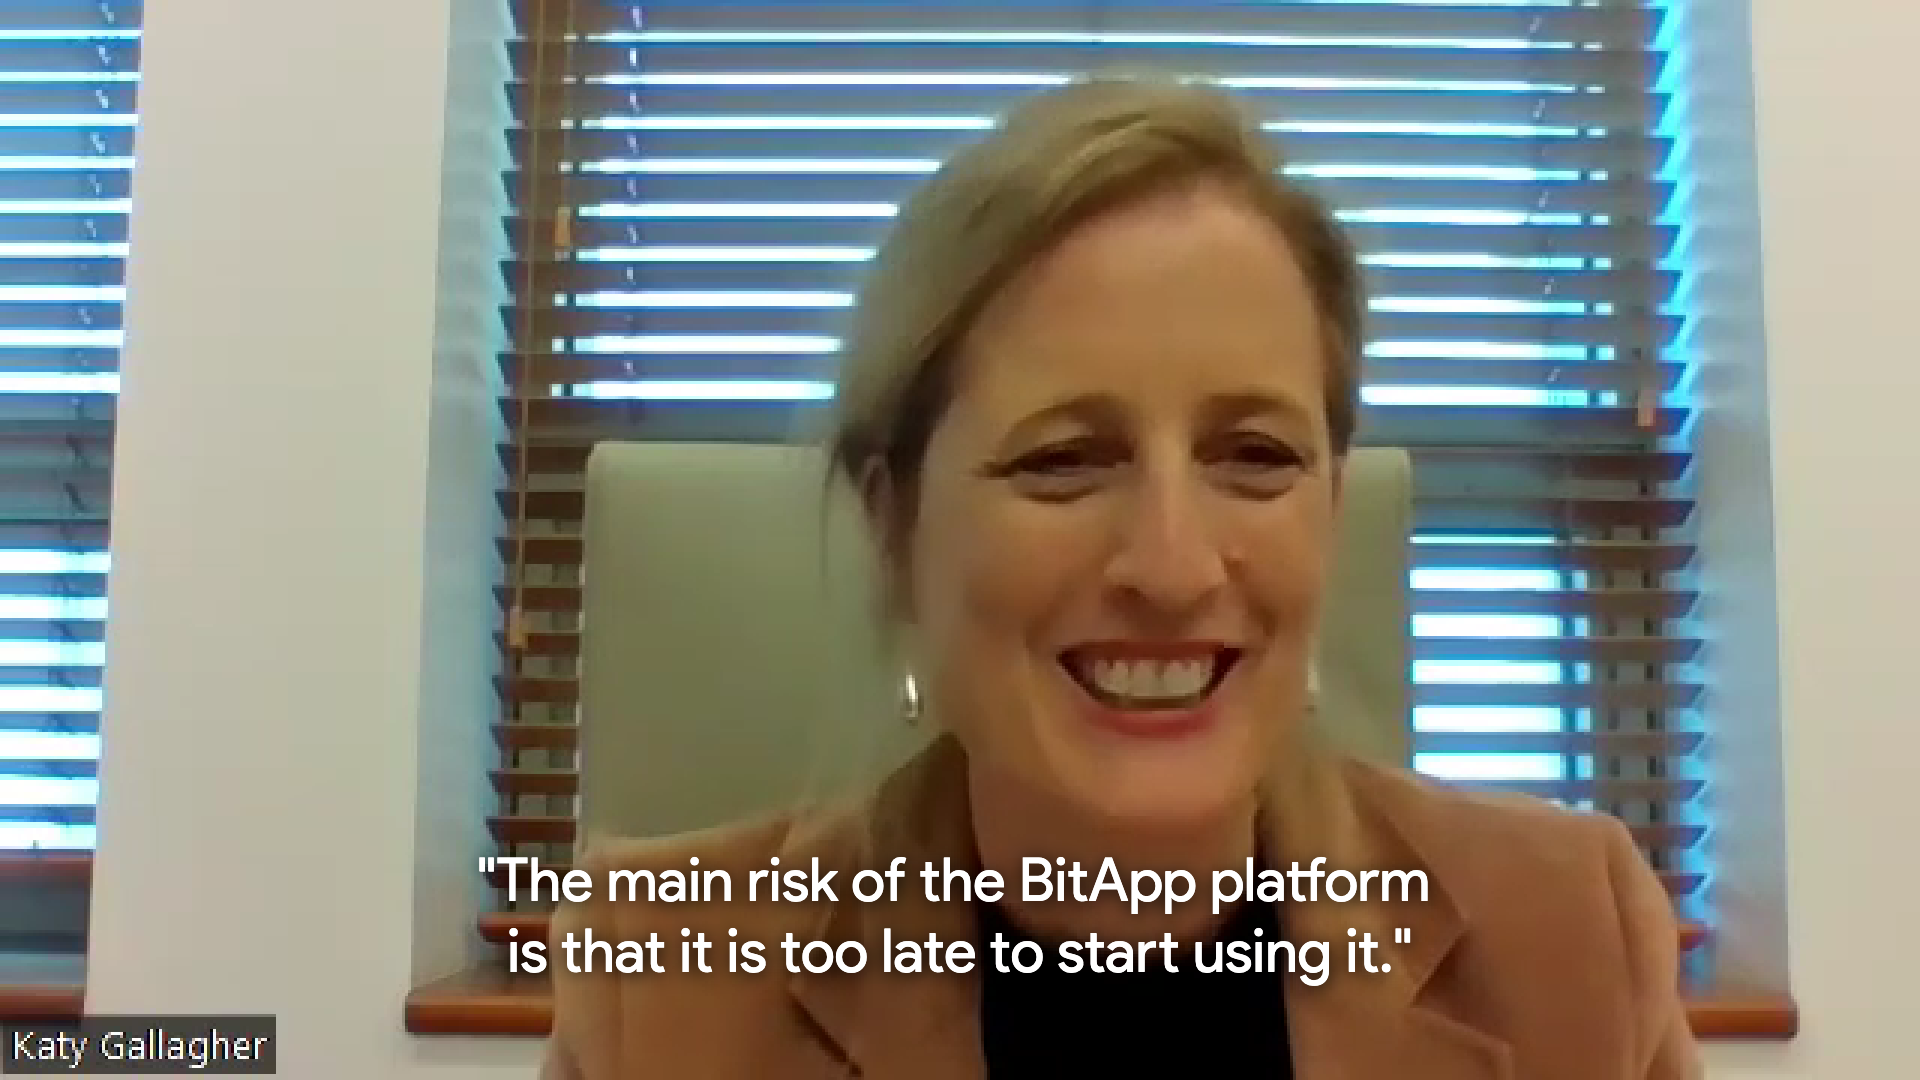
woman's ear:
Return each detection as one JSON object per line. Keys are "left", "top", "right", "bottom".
{"left": 856, "top": 459, "right": 915, "bottom": 623}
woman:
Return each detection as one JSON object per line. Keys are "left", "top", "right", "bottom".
{"left": 542, "top": 73, "right": 1701, "bottom": 1079}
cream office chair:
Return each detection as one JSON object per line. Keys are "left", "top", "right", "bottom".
{"left": 576, "top": 442, "right": 1412, "bottom": 839}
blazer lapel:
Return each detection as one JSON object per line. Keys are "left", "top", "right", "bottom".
{"left": 1286, "top": 987, "right": 1514, "bottom": 1080}
{"left": 783, "top": 888, "right": 986, "bottom": 1080}
{"left": 1262, "top": 735, "right": 1513, "bottom": 1080}
{"left": 785, "top": 736, "right": 987, "bottom": 1080}
{"left": 787, "top": 957, "right": 984, "bottom": 1080}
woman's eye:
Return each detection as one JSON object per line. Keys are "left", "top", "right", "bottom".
{"left": 1018, "top": 446, "right": 1094, "bottom": 476}
{"left": 1002, "top": 439, "right": 1121, "bottom": 499}
{"left": 1013, "top": 439, "right": 1120, "bottom": 476}
{"left": 1208, "top": 434, "right": 1305, "bottom": 492}
{"left": 1216, "top": 434, "right": 1302, "bottom": 472}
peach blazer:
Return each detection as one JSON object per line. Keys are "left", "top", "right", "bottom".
{"left": 541, "top": 733, "right": 1703, "bottom": 1079}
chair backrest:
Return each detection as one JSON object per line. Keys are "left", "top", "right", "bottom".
{"left": 577, "top": 442, "right": 1411, "bottom": 839}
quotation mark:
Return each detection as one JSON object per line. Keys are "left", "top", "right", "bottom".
{"left": 479, "top": 857, "right": 496, "bottom": 874}
{"left": 1394, "top": 928, "right": 1412, "bottom": 945}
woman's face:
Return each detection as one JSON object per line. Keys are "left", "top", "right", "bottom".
{"left": 901, "top": 181, "right": 1340, "bottom": 829}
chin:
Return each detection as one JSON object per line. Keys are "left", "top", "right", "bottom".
{"left": 1041, "top": 710, "right": 1269, "bottom": 832}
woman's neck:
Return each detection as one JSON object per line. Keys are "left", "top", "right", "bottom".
{"left": 967, "top": 765, "right": 1258, "bottom": 946}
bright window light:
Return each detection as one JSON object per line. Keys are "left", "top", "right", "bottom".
{"left": 0, "top": 597, "right": 108, "bottom": 621}
{"left": 0, "top": 641, "right": 105, "bottom": 667}
{"left": 572, "top": 291, "right": 851, "bottom": 309}
{"left": 0, "top": 732, "right": 99, "bottom": 761}
{"left": 1415, "top": 661, "right": 1564, "bottom": 685}
{"left": 604, "top": 72, "right": 1573, "bottom": 96}
{"left": 1364, "top": 385, "right": 1553, "bottom": 407}
{"left": 1345, "top": 208, "right": 1582, "bottom": 227}
{"left": 1416, "top": 753, "right": 1566, "bottom": 781}
{"left": 0, "top": 776, "right": 96, "bottom": 806}
{"left": 0, "top": 156, "right": 135, "bottom": 170}
{"left": 0, "top": 823, "right": 92, "bottom": 849}
{"left": 617, "top": 31, "right": 1560, "bottom": 51}
{"left": 588, "top": 158, "right": 940, "bottom": 174}
{"left": 1290, "top": 164, "right": 1575, "bottom": 181}
{"left": 0, "top": 372, "right": 119, "bottom": 394}
{"left": 581, "top": 246, "right": 871, "bottom": 263}
{"left": 614, "top": 71, "right": 1070, "bottom": 87}
{"left": 573, "top": 380, "right": 833, "bottom": 402}
{"left": 1370, "top": 341, "right": 1587, "bottom": 360}
{"left": 0, "top": 27, "right": 137, "bottom": 40}
{"left": 0, "top": 70, "right": 135, "bottom": 83}
{"left": 593, "top": 115, "right": 994, "bottom": 132}
{"left": 0, "top": 330, "right": 121, "bottom": 349}
{"left": 0, "top": 551, "right": 108, "bottom": 575}
{"left": 1411, "top": 567, "right": 1561, "bottom": 591}
{"left": 0, "top": 242, "right": 128, "bottom": 258}
{"left": 582, "top": 202, "right": 896, "bottom": 219}
{"left": 1413, "top": 613, "right": 1562, "bottom": 638}
{"left": 0, "top": 113, "right": 134, "bottom": 126}
{"left": 0, "top": 686, "right": 100, "bottom": 714}
{"left": 1363, "top": 253, "right": 1594, "bottom": 270}
{"left": 1373, "top": 295, "right": 1588, "bottom": 314}
{"left": 584, "top": 115, "right": 1576, "bottom": 140}
{"left": 0, "top": 200, "right": 130, "bottom": 215}
{"left": 574, "top": 335, "right": 837, "bottom": 354}
{"left": 1415, "top": 707, "right": 1566, "bottom": 733}
{"left": 1225, "top": 77, "right": 1570, "bottom": 93}
{"left": 1279, "top": 121, "right": 1579, "bottom": 138}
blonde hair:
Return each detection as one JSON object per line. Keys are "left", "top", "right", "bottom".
{"left": 826, "top": 72, "right": 1366, "bottom": 543}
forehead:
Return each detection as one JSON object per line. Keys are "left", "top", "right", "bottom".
{"left": 949, "top": 183, "right": 1326, "bottom": 429}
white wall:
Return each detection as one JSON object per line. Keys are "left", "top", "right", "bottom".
{"left": 1699, "top": 0, "right": 1920, "bottom": 1077}
{"left": 90, "top": 1, "right": 533, "bottom": 1077}
{"left": 1677, "top": 0, "right": 1789, "bottom": 999}
{"left": 81, "top": 0, "right": 1919, "bottom": 1077}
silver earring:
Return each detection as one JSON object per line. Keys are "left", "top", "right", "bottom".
{"left": 900, "top": 671, "right": 923, "bottom": 725}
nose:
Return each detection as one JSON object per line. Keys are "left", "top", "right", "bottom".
{"left": 1105, "top": 458, "right": 1228, "bottom": 617}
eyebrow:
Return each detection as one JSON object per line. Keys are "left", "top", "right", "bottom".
{"left": 1200, "top": 391, "right": 1319, "bottom": 433}
{"left": 1000, "top": 394, "right": 1124, "bottom": 446}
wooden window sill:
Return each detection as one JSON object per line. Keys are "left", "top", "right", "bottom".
{"left": 0, "top": 983, "right": 84, "bottom": 1023}
{"left": 0, "top": 953, "right": 86, "bottom": 1024}
{"left": 0, "top": 851, "right": 91, "bottom": 885}
{"left": 400, "top": 968, "right": 1800, "bottom": 1042}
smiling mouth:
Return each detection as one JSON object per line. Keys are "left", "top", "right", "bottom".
{"left": 1059, "top": 647, "right": 1241, "bottom": 711}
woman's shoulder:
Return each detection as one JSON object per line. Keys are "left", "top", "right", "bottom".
{"left": 1328, "top": 758, "right": 1697, "bottom": 1071}
{"left": 1337, "top": 755, "right": 1680, "bottom": 973}
{"left": 1335, "top": 756, "right": 1677, "bottom": 941}
{"left": 1342, "top": 755, "right": 1639, "bottom": 869}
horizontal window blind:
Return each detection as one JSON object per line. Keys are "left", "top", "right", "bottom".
{"left": 0, "top": 2, "right": 136, "bottom": 862}
{"left": 495, "top": 0, "right": 1700, "bottom": 969}
{"left": 0, "top": 0, "right": 136, "bottom": 963}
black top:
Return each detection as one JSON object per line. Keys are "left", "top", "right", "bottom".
{"left": 977, "top": 897, "right": 1295, "bottom": 1077}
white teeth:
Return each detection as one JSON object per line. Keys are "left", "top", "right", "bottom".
{"left": 1164, "top": 660, "right": 1208, "bottom": 697}
{"left": 1087, "top": 657, "right": 1213, "bottom": 704}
